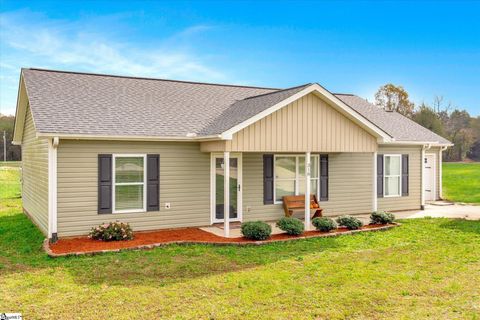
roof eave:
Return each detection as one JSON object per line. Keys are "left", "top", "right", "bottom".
{"left": 380, "top": 140, "right": 454, "bottom": 147}
{"left": 35, "top": 132, "right": 223, "bottom": 142}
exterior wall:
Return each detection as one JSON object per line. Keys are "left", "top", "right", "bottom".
{"left": 21, "top": 106, "right": 49, "bottom": 235}
{"left": 57, "top": 140, "right": 210, "bottom": 237}
{"left": 201, "top": 93, "right": 377, "bottom": 153}
{"left": 242, "top": 152, "right": 374, "bottom": 222}
{"left": 378, "top": 145, "right": 422, "bottom": 211}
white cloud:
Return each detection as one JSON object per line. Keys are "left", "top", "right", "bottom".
{"left": 0, "top": 10, "right": 226, "bottom": 115}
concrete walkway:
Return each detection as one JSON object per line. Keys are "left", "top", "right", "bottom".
{"left": 202, "top": 201, "right": 480, "bottom": 238}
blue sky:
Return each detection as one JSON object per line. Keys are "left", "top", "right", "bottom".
{"left": 1, "top": 0, "right": 479, "bottom": 116}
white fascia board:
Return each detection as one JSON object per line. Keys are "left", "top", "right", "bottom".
{"left": 381, "top": 141, "right": 454, "bottom": 147}
{"left": 12, "top": 72, "right": 28, "bottom": 145}
{"left": 35, "top": 132, "right": 223, "bottom": 142}
{"left": 220, "top": 83, "right": 392, "bottom": 142}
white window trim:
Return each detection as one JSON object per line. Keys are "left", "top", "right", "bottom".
{"left": 112, "top": 154, "right": 147, "bottom": 214}
{"left": 383, "top": 154, "right": 402, "bottom": 198}
{"left": 273, "top": 154, "right": 320, "bottom": 204}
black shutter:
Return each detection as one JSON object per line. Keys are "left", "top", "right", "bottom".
{"left": 147, "top": 154, "right": 160, "bottom": 211}
{"left": 98, "top": 154, "right": 112, "bottom": 214}
{"left": 320, "top": 154, "right": 329, "bottom": 201}
{"left": 263, "top": 154, "right": 274, "bottom": 204}
{"left": 377, "top": 154, "right": 384, "bottom": 198}
{"left": 402, "top": 154, "right": 409, "bottom": 196}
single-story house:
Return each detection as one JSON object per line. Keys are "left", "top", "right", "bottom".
{"left": 13, "top": 68, "right": 452, "bottom": 241}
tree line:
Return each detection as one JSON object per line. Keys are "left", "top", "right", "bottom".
{"left": 375, "top": 84, "right": 479, "bottom": 162}
{"left": 0, "top": 114, "right": 21, "bottom": 161}
{"left": 1, "top": 84, "right": 478, "bottom": 162}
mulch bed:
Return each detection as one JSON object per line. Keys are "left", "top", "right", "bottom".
{"left": 45, "top": 223, "right": 398, "bottom": 257}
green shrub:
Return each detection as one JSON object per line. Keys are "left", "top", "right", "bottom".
{"left": 89, "top": 221, "right": 134, "bottom": 241}
{"left": 336, "top": 215, "right": 363, "bottom": 230}
{"left": 370, "top": 211, "right": 395, "bottom": 224}
{"left": 312, "top": 217, "right": 337, "bottom": 232}
{"left": 241, "top": 221, "right": 272, "bottom": 240}
{"left": 276, "top": 217, "right": 304, "bottom": 235}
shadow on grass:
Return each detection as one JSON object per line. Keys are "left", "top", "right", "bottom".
{"left": 0, "top": 212, "right": 345, "bottom": 287}
{"left": 439, "top": 218, "right": 480, "bottom": 235}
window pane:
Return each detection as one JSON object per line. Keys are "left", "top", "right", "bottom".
{"left": 115, "top": 157, "right": 144, "bottom": 183}
{"left": 298, "top": 179, "right": 318, "bottom": 196}
{"left": 299, "top": 156, "right": 318, "bottom": 179}
{"left": 311, "top": 157, "right": 319, "bottom": 178}
{"left": 299, "top": 157, "right": 305, "bottom": 178}
{"left": 385, "top": 176, "right": 400, "bottom": 196}
{"left": 275, "top": 157, "right": 295, "bottom": 179}
{"left": 275, "top": 180, "right": 295, "bottom": 202}
{"left": 115, "top": 185, "right": 143, "bottom": 210}
{"left": 385, "top": 156, "right": 400, "bottom": 176}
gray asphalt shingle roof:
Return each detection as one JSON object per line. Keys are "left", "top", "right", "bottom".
{"left": 21, "top": 68, "right": 450, "bottom": 144}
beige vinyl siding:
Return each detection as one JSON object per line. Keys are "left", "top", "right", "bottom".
{"left": 201, "top": 93, "right": 377, "bottom": 153}
{"left": 242, "top": 152, "right": 374, "bottom": 221}
{"left": 57, "top": 140, "right": 210, "bottom": 237}
{"left": 21, "top": 106, "right": 49, "bottom": 235}
{"left": 378, "top": 145, "right": 422, "bottom": 211}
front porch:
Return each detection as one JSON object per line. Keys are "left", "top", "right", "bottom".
{"left": 209, "top": 150, "right": 379, "bottom": 237}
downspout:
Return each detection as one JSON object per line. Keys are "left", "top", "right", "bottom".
{"left": 420, "top": 144, "right": 432, "bottom": 210}
{"left": 48, "top": 137, "right": 59, "bottom": 242}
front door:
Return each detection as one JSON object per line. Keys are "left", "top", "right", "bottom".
{"left": 424, "top": 154, "right": 436, "bottom": 201}
{"left": 212, "top": 154, "right": 242, "bottom": 223}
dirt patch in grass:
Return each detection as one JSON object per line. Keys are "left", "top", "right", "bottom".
{"left": 49, "top": 224, "right": 395, "bottom": 256}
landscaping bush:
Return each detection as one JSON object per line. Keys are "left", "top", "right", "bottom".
{"left": 89, "top": 221, "right": 134, "bottom": 241}
{"left": 370, "top": 211, "right": 396, "bottom": 225}
{"left": 336, "top": 215, "right": 363, "bottom": 230}
{"left": 276, "top": 217, "right": 304, "bottom": 235}
{"left": 312, "top": 217, "right": 337, "bottom": 232}
{"left": 241, "top": 221, "right": 272, "bottom": 240}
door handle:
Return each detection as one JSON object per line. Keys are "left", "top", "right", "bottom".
{"left": 238, "top": 184, "right": 241, "bottom": 192}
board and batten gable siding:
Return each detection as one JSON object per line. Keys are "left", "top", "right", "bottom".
{"left": 56, "top": 140, "right": 210, "bottom": 237}
{"left": 378, "top": 145, "right": 422, "bottom": 211}
{"left": 201, "top": 93, "right": 378, "bottom": 153}
{"left": 21, "top": 105, "right": 49, "bottom": 235}
{"left": 242, "top": 152, "right": 374, "bottom": 221}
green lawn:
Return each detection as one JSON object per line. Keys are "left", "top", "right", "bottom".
{"left": 1, "top": 169, "right": 480, "bottom": 319}
{"left": 0, "top": 160, "right": 21, "bottom": 168}
{"left": 443, "top": 162, "right": 480, "bottom": 203}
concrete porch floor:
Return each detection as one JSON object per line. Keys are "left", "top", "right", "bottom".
{"left": 201, "top": 201, "right": 480, "bottom": 238}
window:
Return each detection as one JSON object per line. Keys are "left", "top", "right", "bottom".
{"left": 113, "top": 155, "right": 147, "bottom": 213}
{"left": 384, "top": 154, "right": 401, "bottom": 197}
{"left": 274, "top": 155, "right": 319, "bottom": 202}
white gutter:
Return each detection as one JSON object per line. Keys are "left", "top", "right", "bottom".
{"left": 381, "top": 140, "right": 453, "bottom": 147}
{"left": 36, "top": 132, "right": 223, "bottom": 142}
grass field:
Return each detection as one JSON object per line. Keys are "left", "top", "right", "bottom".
{"left": 443, "top": 162, "right": 480, "bottom": 203}
{"left": 1, "top": 168, "right": 480, "bottom": 318}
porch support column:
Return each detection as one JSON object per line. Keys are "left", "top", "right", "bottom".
{"left": 372, "top": 151, "right": 378, "bottom": 212}
{"left": 305, "top": 151, "right": 311, "bottom": 231}
{"left": 223, "top": 151, "right": 230, "bottom": 237}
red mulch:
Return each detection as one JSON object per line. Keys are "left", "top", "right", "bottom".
{"left": 48, "top": 224, "right": 393, "bottom": 255}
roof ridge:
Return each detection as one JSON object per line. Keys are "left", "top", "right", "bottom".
{"left": 242, "top": 83, "right": 312, "bottom": 101}
{"left": 23, "top": 68, "right": 281, "bottom": 90}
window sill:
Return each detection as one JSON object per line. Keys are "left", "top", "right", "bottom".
{"left": 112, "top": 209, "right": 147, "bottom": 214}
